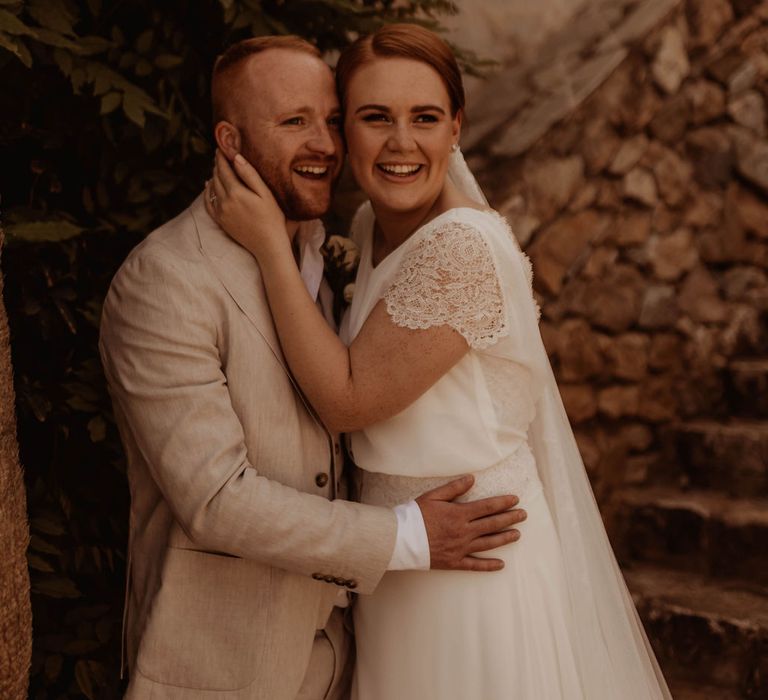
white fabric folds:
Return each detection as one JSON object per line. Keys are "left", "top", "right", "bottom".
{"left": 451, "top": 148, "right": 671, "bottom": 698}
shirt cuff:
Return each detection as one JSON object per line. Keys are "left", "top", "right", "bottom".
{"left": 387, "top": 500, "right": 430, "bottom": 571}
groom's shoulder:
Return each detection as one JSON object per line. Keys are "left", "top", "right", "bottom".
{"left": 129, "top": 199, "right": 203, "bottom": 265}
{"left": 112, "top": 197, "right": 209, "bottom": 283}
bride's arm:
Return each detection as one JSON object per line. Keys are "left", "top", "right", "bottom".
{"left": 208, "top": 152, "right": 471, "bottom": 432}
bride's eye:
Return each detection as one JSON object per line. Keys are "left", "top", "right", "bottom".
{"left": 362, "top": 113, "right": 390, "bottom": 123}
{"left": 414, "top": 113, "right": 439, "bottom": 124}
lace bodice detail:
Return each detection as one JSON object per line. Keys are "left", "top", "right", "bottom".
{"left": 358, "top": 442, "right": 541, "bottom": 508}
{"left": 383, "top": 221, "right": 509, "bottom": 350}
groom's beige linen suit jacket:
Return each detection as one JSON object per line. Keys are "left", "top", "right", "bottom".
{"left": 99, "top": 194, "right": 397, "bottom": 699}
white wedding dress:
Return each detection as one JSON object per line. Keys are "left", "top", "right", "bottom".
{"left": 340, "top": 194, "right": 671, "bottom": 699}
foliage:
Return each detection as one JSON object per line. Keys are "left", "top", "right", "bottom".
{"left": 0, "top": 0, "right": 468, "bottom": 697}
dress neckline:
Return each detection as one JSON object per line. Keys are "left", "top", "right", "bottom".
{"left": 366, "top": 206, "right": 497, "bottom": 273}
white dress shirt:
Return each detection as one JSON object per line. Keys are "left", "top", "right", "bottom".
{"left": 297, "top": 221, "right": 430, "bottom": 572}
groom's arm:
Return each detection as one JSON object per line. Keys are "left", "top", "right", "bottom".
{"left": 99, "top": 248, "right": 396, "bottom": 594}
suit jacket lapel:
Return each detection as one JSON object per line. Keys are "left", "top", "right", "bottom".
{"left": 190, "top": 194, "right": 287, "bottom": 368}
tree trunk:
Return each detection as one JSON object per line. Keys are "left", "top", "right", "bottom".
{"left": 0, "top": 225, "right": 32, "bottom": 699}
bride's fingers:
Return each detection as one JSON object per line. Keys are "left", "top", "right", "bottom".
{"left": 233, "top": 152, "right": 270, "bottom": 198}
{"left": 204, "top": 179, "right": 224, "bottom": 219}
{"left": 204, "top": 180, "right": 215, "bottom": 218}
{"left": 209, "top": 171, "right": 226, "bottom": 212}
{"left": 215, "top": 149, "right": 239, "bottom": 195}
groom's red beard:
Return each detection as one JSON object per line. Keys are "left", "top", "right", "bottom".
{"left": 241, "top": 144, "right": 339, "bottom": 221}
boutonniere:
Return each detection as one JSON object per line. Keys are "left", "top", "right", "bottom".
{"left": 322, "top": 234, "right": 360, "bottom": 324}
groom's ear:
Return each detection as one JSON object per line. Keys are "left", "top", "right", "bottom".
{"left": 214, "top": 121, "right": 242, "bottom": 160}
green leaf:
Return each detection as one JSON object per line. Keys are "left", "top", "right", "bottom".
{"left": 33, "top": 575, "right": 81, "bottom": 598}
{"left": 44, "top": 654, "right": 63, "bottom": 682}
{"left": 27, "top": 0, "right": 78, "bottom": 37}
{"left": 64, "top": 638, "right": 101, "bottom": 655}
{"left": 29, "top": 534, "right": 63, "bottom": 556}
{"left": 75, "top": 660, "right": 107, "bottom": 700}
{"left": 190, "top": 135, "right": 209, "bottom": 154}
{"left": 135, "top": 57, "right": 152, "bottom": 76}
{"left": 122, "top": 93, "right": 145, "bottom": 127}
{"left": 31, "top": 515, "right": 65, "bottom": 536}
{"left": 0, "top": 8, "right": 37, "bottom": 36}
{"left": 92, "top": 64, "right": 111, "bottom": 95}
{"left": 135, "top": 28, "right": 152, "bottom": 53}
{"left": 28, "top": 553, "right": 55, "bottom": 572}
{"left": 0, "top": 30, "right": 31, "bottom": 66}
{"left": 6, "top": 219, "right": 84, "bottom": 242}
{"left": 66, "top": 395, "right": 97, "bottom": 411}
{"left": 52, "top": 46, "right": 73, "bottom": 75}
{"left": 155, "top": 53, "right": 182, "bottom": 69}
{"left": 87, "top": 415, "right": 106, "bottom": 442}
{"left": 33, "top": 27, "right": 80, "bottom": 50}
{"left": 100, "top": 90, "right": 121, "bottom": 114}
{"left": 77, "top": 34, "right": 111, "bottom": 55}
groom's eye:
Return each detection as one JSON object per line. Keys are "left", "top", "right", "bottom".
{"left": 281, "top": 116, "right": 305, "bottom": 126}
{"left": 328, "top": 115, "right": 342, "bottom": 128}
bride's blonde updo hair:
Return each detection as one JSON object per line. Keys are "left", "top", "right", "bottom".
{"left": 335, "top": 23, "right": 465, "bottom": 117}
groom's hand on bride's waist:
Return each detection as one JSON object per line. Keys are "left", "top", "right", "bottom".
{"left": 415, "top": 475, "right": 525, "bottom": 572}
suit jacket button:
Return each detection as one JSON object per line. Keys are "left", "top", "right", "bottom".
{"left": 334, "top": 577, "right": 346, "bottom": 586}
{"left": 312, "top": 573, "right": 323, "bottom": 581}
{"left": 323, "top": 575, "right": 335, "bottom": 583}
{"left": 347, "top": 580, "right": 358, "bottom": 589}
{"left": 315, "top": 473, "right": 329, "bottom": 487}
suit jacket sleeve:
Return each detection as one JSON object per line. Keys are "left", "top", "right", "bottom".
{"left": 99, "top": 248, "right": 396, "bottom": 594}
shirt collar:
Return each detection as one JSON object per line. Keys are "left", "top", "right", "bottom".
{"left": 296, "top": 220, "right": 326, "bottom": 302}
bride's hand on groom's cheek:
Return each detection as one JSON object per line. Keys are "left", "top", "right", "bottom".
{"left": 205, "top": 149, "right": 289, "bottom": 259}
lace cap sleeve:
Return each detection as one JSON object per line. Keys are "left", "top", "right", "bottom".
{"left": 383, "top": 220, "right": 508, "bottom": 350}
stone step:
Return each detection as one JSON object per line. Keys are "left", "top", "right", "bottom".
{"left": 666, "top": 420, "right": 768, "bottom": 497}
{"left": 612, "top": 487, "right": 768, "bottom": 586}
{"left": 625, "top": 565, "right": 768, "bottom": 696}
{"left": 668, "top": 679, "right": 745, "bottom": 700}
{"left": 727, "top": 359, "right": 768, "bottom": 418}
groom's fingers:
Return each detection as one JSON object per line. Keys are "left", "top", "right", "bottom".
{"left": 463, "top": 494, "right": 520, "bottom": 520}
{"left": 468, "top": 529, "right": 521, "bottom": 554}
{"left": 419, "top": 474, "right": 475, "bottom": 501}
{"left": 469, "top": 508, "right": 526, "bottom": 538}
{"left": 456, "top": 556, "right": 506, "bottom": 572}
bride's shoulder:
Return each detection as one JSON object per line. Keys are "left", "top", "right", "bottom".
{"left": 432, "top": 206, "right": 513, "bottom": 241}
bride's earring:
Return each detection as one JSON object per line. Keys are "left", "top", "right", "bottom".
{"left": 451, "top": 143, "right": 459, "bottom": 153}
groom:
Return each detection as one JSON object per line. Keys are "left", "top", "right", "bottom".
{"left": 99, "top": 35, "right": 526, "bottom": 700}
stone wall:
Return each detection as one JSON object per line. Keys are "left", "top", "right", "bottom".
{"left": 469, "top": 0, "right": 768, "bottom": 503}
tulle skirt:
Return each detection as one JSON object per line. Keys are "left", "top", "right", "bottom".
{"left": 352, "top": 481, "right": 590, "bottom": 700}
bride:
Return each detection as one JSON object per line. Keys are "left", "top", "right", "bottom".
{"left": 206, "top": 23, "right": 671, "bottom": 700}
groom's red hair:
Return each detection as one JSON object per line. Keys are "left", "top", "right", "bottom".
{"left": 335, "top": 24, "right": 465, "bottom": 116}
{"left": 211, "top": 35, "right": 322, "bottom": 124}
